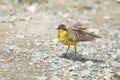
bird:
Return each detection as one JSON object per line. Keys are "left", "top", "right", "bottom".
{"left": 57, "top": 22, "right": 101, "bottom": 54}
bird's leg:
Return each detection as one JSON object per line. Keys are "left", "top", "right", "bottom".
{"left": 66, "top": 45, "right": 70, "bottom": 54}
{"left": 75, "top": 44, "right": 77, "bottom": 53}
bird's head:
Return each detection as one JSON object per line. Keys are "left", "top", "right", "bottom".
{"left": 57, "top": 24, "right": 67, "bottom": 31}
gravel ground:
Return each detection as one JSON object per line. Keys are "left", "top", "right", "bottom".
{"left": 0, "top": 0, "right": 120, "bottom": 80}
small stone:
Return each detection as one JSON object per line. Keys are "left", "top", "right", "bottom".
{"left": 27, "top": 3, "right": 37, "bottom": 13}
{"left": 62, "top": 69, "right": 69, "bottom": 76}
{"left": 87, "top": 28, "right": 100, "bottom": 34}
{"left": 35, "top": 42, "right": 40, "bottom": 47}
{"left": 81, "top": 70, "right": 90, "bottom": 77}
{"left": 0, "top": 59, "right": 4, "bottom": 61}
{"left": 82, "top": 0, "right": 93, "bottom": 9}
{"left": 116, "top": 49, "right": 120, "bottom": 55}
{"left": 69, "top": 78, "right": 74, "bottom": 80}
{"left": 101, "top": 45, "right": 107, "bottom": 49}
{"left": 85, "top": 61, "right": 94, "bottom": 67}
{"left": 111, "top": 54, "right": 117, "bottom": 59}
{"left": 114, "top": 73, "right": 120, "bottom": 80}
{"left": 99, "top": 64, "right": 107, "bottom": 67}
{"left": 9, "top": 45, "right": 16, "bottom": 51}
{"left": 52, "top": 38, "right": 59, "bottom": 45}
{"left": 50, "top": 75, "right": 61, "bottom": 80}
{"left": 116, "top": 72, "right": 120, "bottom": 76}
{"left": 114, "top": 72, "right": 120, "bottom": 78}
{"left": 82, "top": 50, "right": 89, "bottom": 55}
{"left": 16, "top": 34, "right": 24, "bottom": 39}
{"left": 63, "top": 13, "right": 69, "bottom": 18}
{"left": 116, "top": 0, "right": 120, "bottom": 3}
{"left": 98, "top": 73, "right": 103, "bottom": 77}
{"left": 103, "top": 15, "right": 111, "bottom": 20}
{"left": 39, "top": 76, "right": 48, "bottom": 80}
{"left": 27, "top": 43, "right": 31, "bottom": 46}
{"left": 29, "top": 62, "right": 33, "bottom": 65}
{"left": 103, "top": 68, "right": 112, "bottom": 80}
{"left": 116, "top": 54, "right": 120, "bottom": 62}
{"left": 68, "top": 66, "right": 75, "bottom": 71}
{"left": 109, "top": 61, "right": 120, "bottom": 68}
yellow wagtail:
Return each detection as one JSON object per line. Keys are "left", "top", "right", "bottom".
{"left": 57, "top": 23, "right": 101, "bottom": 54}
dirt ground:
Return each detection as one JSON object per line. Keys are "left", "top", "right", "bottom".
{"left": 0, "top": 0, "right": 120, "bottom": 80}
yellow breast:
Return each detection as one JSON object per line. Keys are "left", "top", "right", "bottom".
{"left": 58, "top": 30, "right": 78, "bottom": 45}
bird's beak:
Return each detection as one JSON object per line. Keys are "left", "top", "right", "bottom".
{"left": 57, "top": 27, "right": 59, "bottom": 30}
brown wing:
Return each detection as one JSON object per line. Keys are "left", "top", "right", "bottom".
{"left": 74, "top": 30, "right": 101, "bottom": 41}
{"left": 71, "top": 22, "right": 86, "bottom": 30}
{"left": 65, "top": 23, "right": 87, "bottom": 41}
{"left": 65, "top": 23, "right": 100, "bottom": 41}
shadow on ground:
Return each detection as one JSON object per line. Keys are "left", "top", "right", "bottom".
{"left": 60, "top": 52, "right": 104, "bottom": 63}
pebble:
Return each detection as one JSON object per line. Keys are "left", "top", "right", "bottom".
{"left": 109, "top": 61, "right": 120, "bottom": 68}
{"left": 101, "top": 45, "right": 107, "bottom": 49}
{"left": 116, "top": 72, "right": 120, "bottom": 76}
{"left": 116, "top": 0, "right": 120, "bottom": 3}
{"left": 81, "top": 50, "right": 89, "bottom": 55}
{"left": 85, "top": 61, "right": 94, "bottom": 67}
{"left": 69, "top": 78, "right": 74, "bottom": 80}
{"left": 87, "top": 28, "right": 100, "bottom": 34}
{"left": 116, "top": 49, "right": 120, "bottom": 55}
{"left": 52, "top": 38, "right": 59, "bottom": 45}
{"left": 9, "top": 45, "right": 17, "bottom": 51}
{"left": 62, "top": 69, "right": 69, "bottom": 76}
{"left": 50, "top": 75, "right": 61, "bottom": 80}
{"left": 82, "top": 0, "right": 93, "bottom": 9}
{"left": 116, "top": 54, "right": 120, "bottom": 62}
{"left": 35, "top": 42, "right": 40, "bottom": 47}
{"left": 111, "top": 54, "right": 117, "bottom": 60}
{"left": 68, "top": 66, "right": 75, "bottom": 71}
{"left": 103, "top": 15, "right": 112, "bottom": 20}
{"left": 0, "top": 15, "right": 16, "bottom": 23}
{"left": 69, "top": 71, "right": 79, "bottom": 76}
{"left": 16, "top": 34, "right": 24, "bottom": 39}
{"left": 81, "top": 70, "right": 90, "bottom": 77}
{"left": 97, "top": 73, "right": 103, "bottom": 78}
{"left": 27, "top": 3, "right": 37, "bottom": 13}
{"left": 114, "top": 72, "right": 120, "bottom": 78}
{"left": 103, "top": 68, "right": 112, "bottom": 79}
{"left": 99, "top": 63, "right": 108, "bottom": 67}
{"left": 39, "top": 76, "right": 48, "bottom": 80}
{"left": 0, "top": 59, "right": 4, "bottom": 61}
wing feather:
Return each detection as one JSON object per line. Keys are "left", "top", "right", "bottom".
{"left": 65, "top": 22, "right": 100, "bottom": 41}
{"left": 69, "top": 22, "right": 86, "bottom": 31}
